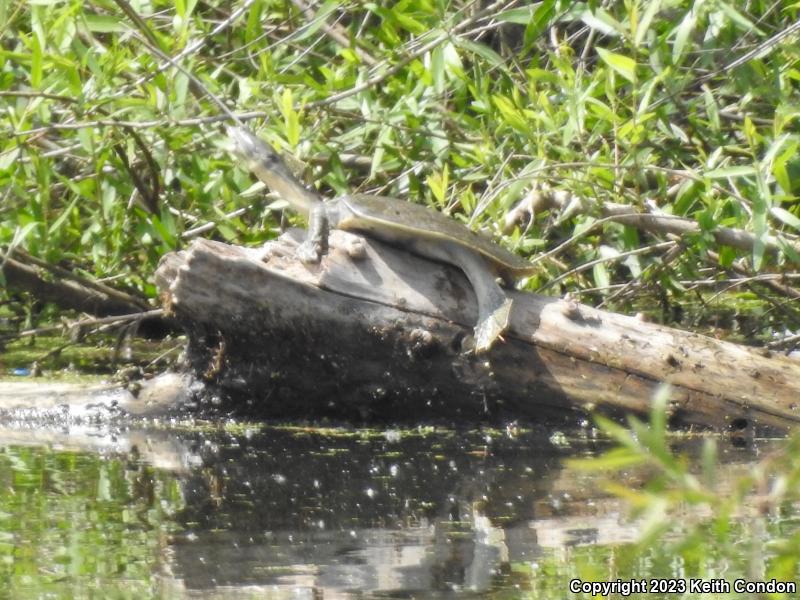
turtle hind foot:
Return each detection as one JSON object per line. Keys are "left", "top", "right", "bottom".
{"left": 473, "top": 297, "right": 513, "bottom": 353}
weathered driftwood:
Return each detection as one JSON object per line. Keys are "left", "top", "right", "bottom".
{"left": 0, "top": 373, "right": 196, "bottom": 420}
{"left": 155, "top": 231, "right": 800, "bottom": 431}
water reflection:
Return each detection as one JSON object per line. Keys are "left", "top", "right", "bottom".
{"left": 170, "top": 426, "right": 579, "bottom": 595}
{"left": 0, "top": 422, "right": 779, "bottom": 598}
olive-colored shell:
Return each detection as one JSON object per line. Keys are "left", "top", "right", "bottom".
{"left": 227, "top": 126, "right": 535, "bottom": 277}
{"left": 338, "top": 194, "right": 535, "bottom": 276}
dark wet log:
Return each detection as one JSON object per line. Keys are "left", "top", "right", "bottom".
{"left": 155, "top": 232, "right": 800, "bottom": 431}
{"left": 1, "top": 250, "right": 149, "bottom": 315}
{"left": 1, "top": 249, "right": 175, "bottom": 337}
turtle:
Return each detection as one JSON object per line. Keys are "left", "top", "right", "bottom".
{"left": 226, "top": 125, "right": 537, "bottom": 352}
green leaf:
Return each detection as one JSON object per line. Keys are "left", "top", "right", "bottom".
{"left": 702, "top": 86, "right": 720, "bottom": 132}
{"left": 391, "top": 8, "right": 426, "bottom": 34}
{"left": 593, "top": 262, "right": 610, "bottom": 290}
{"left": 704, "top": 165, "right": 758, "bottom": 178}
{"left": 496, "top": 5, "right": 541, "bottom": 25}
{"left": 185, "top": 0, "right": 198, "bottom": 19}
{"left": 717, "top": 245, "right": 736, "bottom": 267}
{"left": 635, "top": 0, "right": 662, "bottom": 46}
{"left": 282, "top": 88, "right": 300, "bottom": 147}
{"left": 493, "top": 95, "right": 530, "bottom": 133}
{"left": 10, "top": 223, "right": 39, "bottom": 250}
{"left": 672, "top": 8, "right": 696, "bottom": 65}
{"left": 430, "top": 45, "right": 445, "bottom": 94}
{"left": 771, "top": 140, "right": 799, "bottom": 193}
{"left": 238, "top": 76, "right": 253, "bottom": 106}
{"left": 717, "top": 2, "right": 763, "bottom": 34}
{"left": 48, "top": 196, "right": 79, "bottom": 235}
{"left": 593, "top": 415, "right": 638, "bottom": 449}
{"left": 426, "top": 165, "right": 449, "bottom": 206}
{"left": 288, "top": 0, "right": 339, "bottom": 43}
{"left": 700, "top": 438, "right": 718, "bottom": 488}
{"left": 150, "top": 212, "right": 177, "bottom": 247}
{"left": 0, "top": 147, "right": 20, "bottom": 170}
{"left": 30, "top": 35, "right": 42, "bottom": 88}
{"left": 83, "top": 14, "right": 129, "bottom": 33}
{"left": 524, "top": 0, "right": 555, "bottom": 47}
{"left": 568, "top": 447, "right": 646, "bottom": 471}
{"left": 762, "top": 135, "right": 796, "bottom": 195}
{"left": 771, "top": 207, "right": 800, "bottom": 232}
{"left": 596, "top": 47, "right": 636, "bottom": 82}
{"left": 649, "top": 384, "right": 671, "bottom": 438}
{"left": 581, "top": 9, "right": 623, "bottom": 37}
{"left": 453, "top": 37, "right": 506, "bottom": 70}
{"left": 752, "top": 204, "right": 768, "bottom": 270}
{"left": 245, "top": 0, "right": 263, "bottom": 41}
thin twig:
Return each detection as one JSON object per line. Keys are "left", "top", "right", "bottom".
{"left": 538, "top": 241, "right": 676, "bottom": 293}
{"left": 700, "top": 20, "right": 800, "bottom": 82}
{"left": 13, "top": 112, "right": 268, "bottom": 136}
{"left": 1, "top": 309, "right": 164, "bottom": 343}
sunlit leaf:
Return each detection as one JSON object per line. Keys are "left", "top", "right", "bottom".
{"left": 496, "top": 5, "right": 540, "bottom": 25}
{"left": 717, "top": 2, "right": 763, "bottom": 34}
{"left": 282, "top": 88, "right": 300, "bottom": 147}
{"left": 524, "top": 0, "right": 555, "bottom": 47}
{"left": 453, "top": 37, "right": 506, "bottom": 70}
{"left": 83, "top": 14, "right": 129, "bottom": 33}
{"left": 702, "top": 86, "right": 720, "bottom": 132}
{"left": 635, "top": 0, "right": 662, "bottom": 46}
{"left": 704, "top": 165, "right": 758, "bottom": 178}
{"left": 771, "top": 207, "right": 800, "bottom": 232}
{"left": 568, "top": 447, "right": 646, "bottom": 471}
{"left": 30, "top": 35, "right": 42, "bottom": 88}
{"left": 426, "top": 165, "right": 449, "bottom": 206}
{"left": 493, "top": 95, "right": 530, "bottom": 133}
{"left": 581, "top": 9, "right": 623, "bottom": 37}
{"left": 596, "top": 47, "right": 636, "bottom": 82}
{"left": 672, "top": 8, "right": 696, "bottom": 64}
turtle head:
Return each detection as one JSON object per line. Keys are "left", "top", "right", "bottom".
{"left": 227, "top": 125, "right": 322, "bottom": 217}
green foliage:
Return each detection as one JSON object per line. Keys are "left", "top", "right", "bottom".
{"left": 1, "top": 0, "right": 798, "bottom": 340}
{"left": 567, "top": 385, "right": 800, "bottom": 590}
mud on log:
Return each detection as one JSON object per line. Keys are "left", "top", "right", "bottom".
{"left": 155, "top": 232, "right": 800, "bottom": 431}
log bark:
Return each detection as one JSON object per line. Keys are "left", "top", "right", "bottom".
{"left": 155, "top": 231, "right": 800, "bottom": 432}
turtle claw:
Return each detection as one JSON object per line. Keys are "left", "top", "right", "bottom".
{"left": 296, "top": 240, "right": 323, "bottom": 263}
{"left": 473, "top": 296, "right": 513, "bottom": 353}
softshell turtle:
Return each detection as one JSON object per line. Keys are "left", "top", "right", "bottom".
{"left": 227, "top": 125, "right": 536, "bottom": 352}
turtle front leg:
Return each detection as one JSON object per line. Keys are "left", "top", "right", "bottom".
{"left": 297, "top": 203, "right": 330, "bottom": 263}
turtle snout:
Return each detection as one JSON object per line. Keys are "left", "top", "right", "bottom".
{"left": 227, "top": 126, "right": 281, "bottom": 166}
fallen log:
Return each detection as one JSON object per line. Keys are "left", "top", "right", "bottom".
{"left": 155, "top": 231, "right": 800, "bottom": 431}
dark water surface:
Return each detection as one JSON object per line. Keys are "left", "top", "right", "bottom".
{"left": 0, "top": 421, "right": 787, "bottom": 599}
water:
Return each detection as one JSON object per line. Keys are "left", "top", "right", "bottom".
{"left": 0, "top": 422, "right": 793, "bottom": 599}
